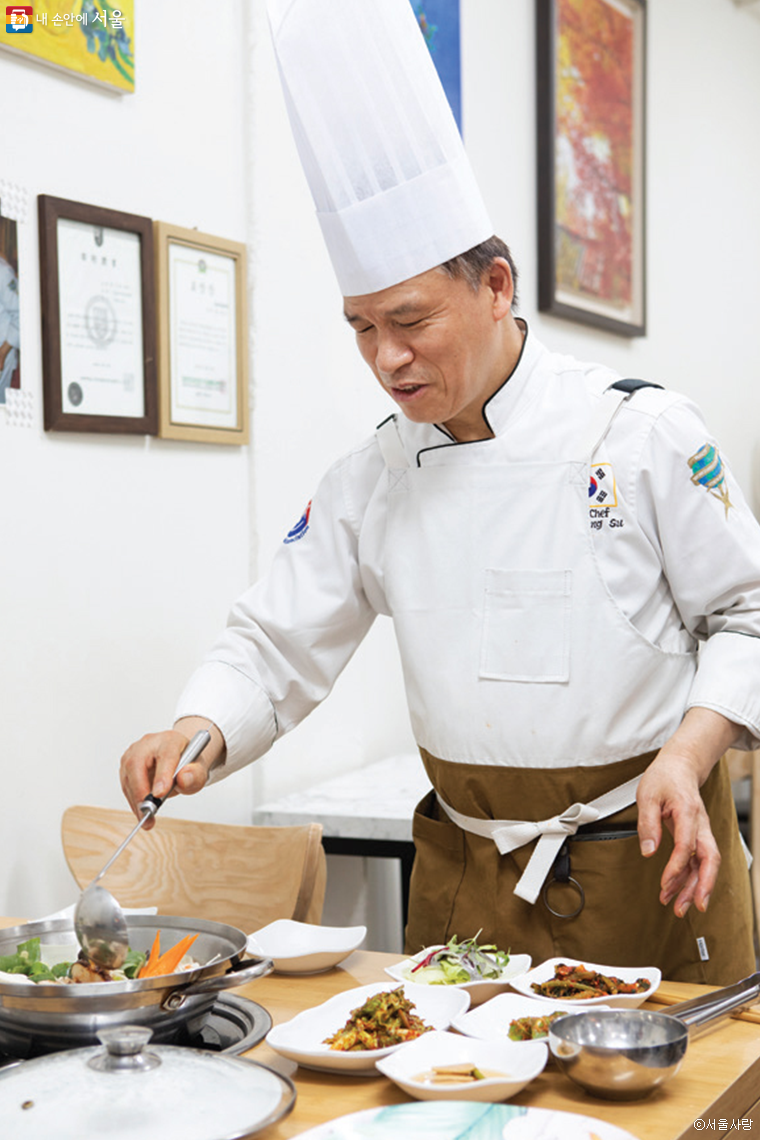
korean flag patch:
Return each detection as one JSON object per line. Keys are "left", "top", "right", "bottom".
{"left": 588, "top": 463, "right": 617, "bottom": 507}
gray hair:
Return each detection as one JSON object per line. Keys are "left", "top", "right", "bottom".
{"left": 440, "top": 236, "right": 519, "bottom": 309}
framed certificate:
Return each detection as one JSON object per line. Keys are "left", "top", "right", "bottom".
{"left": 38, "top": 195, "right": 157, "bottom": 433}
{"left": 155, "top": 222, "right": 249, "bottom": 445}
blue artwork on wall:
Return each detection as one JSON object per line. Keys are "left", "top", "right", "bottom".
{"left": 414, "top": 0, "right": 462, "bottom": 133}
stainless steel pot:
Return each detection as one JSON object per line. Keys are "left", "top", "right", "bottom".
{"left": 0, "top": 915, "right": 272, "bottom": 1056}
{"left": 548, "top": 971, "right": 760, "bottom": 1100}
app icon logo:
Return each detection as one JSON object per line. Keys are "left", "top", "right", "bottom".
{"left": 6, "top": 6, "right": 33, "bottom": 32}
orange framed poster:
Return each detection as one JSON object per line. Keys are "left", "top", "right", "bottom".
{"left": 537, "top": 0, "right": 646, "bottom": 336}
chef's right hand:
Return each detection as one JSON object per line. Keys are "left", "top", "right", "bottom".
{"left": 119, "top": 717, "right": 226, "bottom": 828}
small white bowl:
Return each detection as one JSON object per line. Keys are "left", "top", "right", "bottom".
{"left": 452, "top": 992, "right": 586, "bottom": 1041}
{"left": 375, "top": 1029, "right": 547, "bottom": 1101}
{"left": 265, "top": 981, "right": 470, "bottom": 1074}
{"left": 247, "top": 920, "right": 366, "bottom": 974}
{"left": 509, "top": 957, "right": 661, "bottom": 1008}
{"left": 385, "top": 946, "right": 532, "bottom": 1007}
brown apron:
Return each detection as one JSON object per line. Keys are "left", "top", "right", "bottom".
{"left": 406, "top": 748, "right": 755, "bottom": 985}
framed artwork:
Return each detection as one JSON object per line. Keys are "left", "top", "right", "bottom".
{"left": 0, "top": 213, "right": 20, "bottom": 404}
{"left": 154, "top": 222, "right": 249, "bottom": 445}
{"left": 415, "top": 0, "right": 462, "bottom": 132}
{"left": 536, "top": 0, "right": 647, "bottom": 336}
{"left": 1, "top": 3, "right": 134, "bottom": 93}
{"left": 38, "top": 194, "right": 157, "bottom": 433}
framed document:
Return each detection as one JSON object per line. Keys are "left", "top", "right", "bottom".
{"left": 536, "top": 0, "right": 647, "bottom": 337}
{"left": 38, "top": 195, "right": 157, "bottom": 433}
{"left": 155, "top": 222, "right": 249, "bottom": 445}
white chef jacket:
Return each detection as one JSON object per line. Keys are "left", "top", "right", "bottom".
{"left": 176, "top": 324, "right": 760, "bottom": 778}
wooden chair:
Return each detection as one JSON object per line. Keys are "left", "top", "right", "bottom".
{"left": 62, "top": 805, "right": 327, "bottom": 932}
{"left": 726, "top": 750, "right": 760, "bottom": 948}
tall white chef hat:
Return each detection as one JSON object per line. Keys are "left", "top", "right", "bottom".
{"left": 266, "top": 0, "right": 494, "bottom": 297}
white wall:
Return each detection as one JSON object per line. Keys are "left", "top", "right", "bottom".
{"left": 2, "top": 0, "right": 760, "bottom": 940}
{"left": 0, "top": 2, "right": 256, "bottom": 919}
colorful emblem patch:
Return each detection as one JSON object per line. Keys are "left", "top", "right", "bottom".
{"left": 687, "top": 444, "right": 733, "bottom": 518}
{"left": 284, "top": 500, "right": 312, "bottom": 544}
{"left": 588, "top": 463, "right": 617, "bottom": 508}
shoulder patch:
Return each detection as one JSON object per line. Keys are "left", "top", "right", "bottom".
{"left": 688, "top": 444, "right": 733, "bottom": 519}
{"left": 283, "top": 500, "right": 312, "bottom": 544}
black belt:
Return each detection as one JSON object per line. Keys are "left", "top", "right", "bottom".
{"left": 542, "top": 826, "right": 638, "bottom": 918}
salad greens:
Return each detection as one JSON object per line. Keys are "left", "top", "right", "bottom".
{"left": 404, "top": 933, "right": 510, "bottom": 986}
{"left": 0, "top": 937, "right": 146, "bottom": 983}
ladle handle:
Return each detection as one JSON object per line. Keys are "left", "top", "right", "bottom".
{"left": 139, "top": 729, "right": 212, "bottom": 818}
{"left": 667, "top": 971, "right": 760, "bottom": 1038}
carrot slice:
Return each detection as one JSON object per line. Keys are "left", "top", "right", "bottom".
{"left": 144, "top": 934, "right": 199, "bottom": 979}
{"left": 137, "top": 931, "right": 162, "bottom": 979}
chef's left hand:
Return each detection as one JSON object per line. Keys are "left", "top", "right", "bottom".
{"left": 636, "top": 707, "right": 740, "bottom": 917}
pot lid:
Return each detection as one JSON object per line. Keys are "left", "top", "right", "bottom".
{"left": 0, "top": 1026, "right": 295, "bottom": 1140}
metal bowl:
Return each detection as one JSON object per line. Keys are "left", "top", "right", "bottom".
{"left": 548, "top": 1009, "right": 688, "bottom": 1101}
{"left": 0, "top": 916, "right": 272, "bottom": 1056}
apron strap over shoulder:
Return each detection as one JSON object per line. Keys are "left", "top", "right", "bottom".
{"left": 437, "top": 774, "right": 642, "bottom": 904}
{"left": 580, "top": 378, "right": 664, "bottom": 462}
{"left": 376, "top": 416, "right": 411, "bottom": 469}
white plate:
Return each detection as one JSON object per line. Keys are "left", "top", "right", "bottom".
{"left": 452, "top": 992, "right": 611, "bottom": 1042}
{"left": 509, "top": 957, "right": 661, "bottom": 1008}
{"left": 265, "top": 981, "right": 470, "bottom": 1074}
{"left": 291, "top": 1102, "right": 642, "bottom": 1139}
{"left": 375, "top": 1029, "right": 547, "bottom": 1102}
{"left": 247, "top": 919, "right": 366, "bottom": 974}
{"left": 385, "top": 946, "right": 532, "bottom": 1007}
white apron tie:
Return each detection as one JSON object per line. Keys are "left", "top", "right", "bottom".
{"left": 436, "top": 775, "right": 642, "bottom": 904}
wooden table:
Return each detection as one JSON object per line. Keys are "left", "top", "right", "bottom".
{"left": 3, "top": 919, "right": 760, "bottom": 1139}
{"left": 233, "top": 951, "right": 760, "bottom": 1140}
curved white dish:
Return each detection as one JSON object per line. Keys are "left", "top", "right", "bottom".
{"left": 384, "top": 947, "right": 532, "bottom": 1007}
{"left": 247, "top": 919, "right": 366, "bottom": 974}
{"left": 508, "top": 957, "right": 661, "bottom": 1008}
{"left": 375, "top": 1029, "right": 547, "bottom": 1102}
{"left": 292, "top": 1102, "right": 642, "bottom": 1139}
{"left": 452, "top": 992, "right": 611, "bottom": 1042}
{"left": 265, "top": 981, "right": 470, "bottom": 1074}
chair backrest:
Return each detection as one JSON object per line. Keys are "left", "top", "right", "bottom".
{"left": 726, "top": 749, "right": 760, "bottom": 939}
{"left": 61, "top": 805, "right": 326, "bottom": 932}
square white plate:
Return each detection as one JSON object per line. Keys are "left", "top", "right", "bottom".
{"left": 451, "top": 992, "right": 610, "bottom": 1042}
{"left": 508, "top": 957, "right": 661, "bottom": 1008}
{"left": 385, "top": 947, "right": 532, "bottom": 1007}
{"left": 375, "top": 1029, "right": 547, "bottom": 1101}
{"left": 265, "top": 981, "right": 471, "bottom": 1074}
{"left": 247, "top": 920, "right": 366, "bottom": 974}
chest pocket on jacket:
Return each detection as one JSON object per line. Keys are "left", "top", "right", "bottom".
{"left": 479, "top": 568, "right": 572, "bottom": 682}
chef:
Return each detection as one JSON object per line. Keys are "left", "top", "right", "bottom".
{"left": 121, "top": 0, "right": 759, "bottom": 983}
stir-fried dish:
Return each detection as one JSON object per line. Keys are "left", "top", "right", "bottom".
{"left": 323, "top": 987, "right": 432, "bottom": 1051}
{"left": 404, "top": 932, "right": 510, "bottom": 986}
{"left": 529, "top": 962, "right": 650, "bottom": 999}
{"left": 0, "top": 933, "right": 200, "bottom": 985}
{"left": 508, "top": 1010, "right": 569, "bottom": 1040}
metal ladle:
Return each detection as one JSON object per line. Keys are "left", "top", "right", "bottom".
{"left": 73, "top": 730, "right": 211, "bottom": 970}
{"left": 548, "top": 971, "right": 760, "bottom": 1100}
